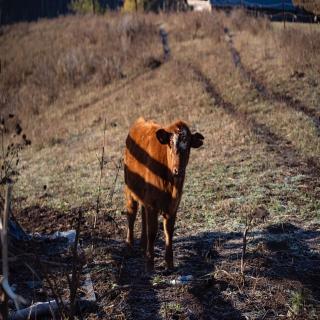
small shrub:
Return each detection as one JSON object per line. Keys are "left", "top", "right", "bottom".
{"left": 293, "top": 0, "right": 320, "bottom": 15}
{"left": 229, "top": 8, "right": 271, "bottom": 35}
{"left": 289, "top": 290, "right": 306, "bottom": 316}
{"left": 277, "top": 28, "right": 320, "bottom": 71}
{"left": 69, "top": 0, "right": 105, "bottom": 14}
{"left": 48, "top": 137, "right": 64, "bottom": 147}
{"left": 0, "top": 114, "right": 31, "bottom": 207}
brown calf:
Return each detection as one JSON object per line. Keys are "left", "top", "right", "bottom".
{"left": 124, "top": 117, "right": 204, "bottom": 270}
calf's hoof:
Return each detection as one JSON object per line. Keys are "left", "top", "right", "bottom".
{"left": 140, "top": 243, "right": 147, "bottom": 256}
{"left": 125, "top": 241, "right": 134, "bottom": 254}
{"left": 166, "top": 261, "right": 174, "bottom": 270}
{"left": 145, "top": 259, "right": 155, "bottom": 273}
{"left": 165, "top": 255, "right": 174, "bottom": 270}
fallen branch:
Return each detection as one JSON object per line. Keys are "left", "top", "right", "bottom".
{"left": 9, "top": 300, "right": 58, "bottom": 320}
{"left": 9, "top": 298, "right": 95, "bottom": 320}
{"left": 10, "top": 272, "right": 97, "bottom": 320}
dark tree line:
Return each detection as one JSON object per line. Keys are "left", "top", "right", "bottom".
{"left": 0, "top": 0, "right": 72, "bottom": 25}
{"left": 0, "top": 0, "right": 121, "bottom": 25}
{"left": 293, "top": 0, "right": 320, "bottom": 15}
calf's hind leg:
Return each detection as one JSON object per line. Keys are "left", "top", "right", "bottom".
{"left": 140, "top": 206, "right": 147, "bottom": 255}
{"left": 163, "top": 213, "right": 176, "bottom": 270}
{"left": 125, "top": 192, "right": 138, "bottom": 247}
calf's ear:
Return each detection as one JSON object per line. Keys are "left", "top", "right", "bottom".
{"left": 191, "top": 132, "right": 204, "bottom": 148}
{"left": 156, "top": 129, "right": 171, "bottom": 145}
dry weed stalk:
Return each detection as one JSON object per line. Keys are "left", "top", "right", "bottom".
{"left": 42, "top": 267, "right": 67, "bottom": 318}
{"left": 106, "top": 159, "right": 122, "bottom": 224}
{"left": 93, "top": 118, "right": 107, "bottom": 229}
{"left": 68, "top": 210, "right": 84, "bottom": 320}
{"left": 93, "top": 119, "right": 121, "bottom": 232}
{"left": 240, "top": 207, "right": 269, "bottom": 285}
{"left": 240, "top": 212, "right": 251, "bottom": 278}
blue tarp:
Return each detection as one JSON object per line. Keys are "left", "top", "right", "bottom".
{"left": 210, "top": 0, "right": 296, "bottom": 11}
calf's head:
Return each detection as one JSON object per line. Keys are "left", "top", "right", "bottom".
{"left": 156, "top": 122, "right": 204, "bottom": 178}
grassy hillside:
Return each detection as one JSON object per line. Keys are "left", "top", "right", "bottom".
{"left": 1, "top": 11, "right": 320, "bottom": 319}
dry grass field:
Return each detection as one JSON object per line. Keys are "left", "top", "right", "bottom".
{"left": 1, "top": 10, "right": 320, "bottom": 319}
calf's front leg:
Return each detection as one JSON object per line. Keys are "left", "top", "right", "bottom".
{"left": 146, "top": 208, "right": 158, "bottom": 271}
{"left": 125, "top": 194, "right": 138, "bottom": 248}
{"left": 163, "top": 213, "right": 176, "bottom": 270}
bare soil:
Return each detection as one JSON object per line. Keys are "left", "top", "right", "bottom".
{"left": 13, "top": 204, "right": 320, "bottom": 319}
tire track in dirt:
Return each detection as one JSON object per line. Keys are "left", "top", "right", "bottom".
{"left": 183, "top": 61, "right": 320, "bottom": 186}
{"left": 223, "top": 27, "right": 320, "bottom": 135}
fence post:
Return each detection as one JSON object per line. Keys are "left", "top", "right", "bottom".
{"left": 159, "top": 25, "right": 170, "bottom": 61}
{"left": 0, "top": 184, "right": 12, "bottom": 320}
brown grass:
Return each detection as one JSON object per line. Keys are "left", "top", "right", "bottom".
{"left": 0, "top": 14, "right": 160, "bottom": 120}
{"left": 1, "top": 10, "right": 320, "bottom": 319}
{"left": 0, "top": 10, "right": 318, "bottom": 215}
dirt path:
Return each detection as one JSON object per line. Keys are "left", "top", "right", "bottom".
{"left": 183, "top": 61, "right": 320, "bottom": 183}
{"left": 223, "top": 27, "right": 320, "bottom": 134}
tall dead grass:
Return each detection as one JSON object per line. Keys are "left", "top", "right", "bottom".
{"left": 0, "top": 11, "right": 227, "bottom": 126}
{"left": 276, "top": 27, "right": 320, "bottom": 71}
{"left": 228, "top": 9, "right": 272, "bottom": 35}
{"left": 167, "top": 11, "right": 224, "bottom": 42}
{"left": 228, "top": 9, "right": 320, "bottom": 73}
{"left": 0, "top": 14, "right": 160, "bottom": 116}
{"left": 1, "top": 10, "right": 319, "bottom": 131}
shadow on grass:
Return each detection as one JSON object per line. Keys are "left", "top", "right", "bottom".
{"left": 172, "top": 230, "right": 244, "bottom": 320}
{"left": 114, "top": 228, "right": 244, "bottom": 319}
{"left": 15, "top": 205, "right": 320, "bottom": 319}
{"left": 252, "top": 224, "right": 320, "bottom": 308}
{"left": 160, "top": 223, "right": 320, "bottom": 319}
{"left": 116, "top": 241, "right": 161, "bottom": 320}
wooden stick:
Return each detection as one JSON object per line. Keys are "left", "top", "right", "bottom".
{"left": 69, "top": 211, "right": 82, "bottom": 320}
{"left": 1, "top": 185, "right": 27, "bottom": 316}
{"left": 10, "top": 297, "right": 95, "bottom": 320}
{"left": 240, "top": 225, "right": 249, "bottom": 275}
